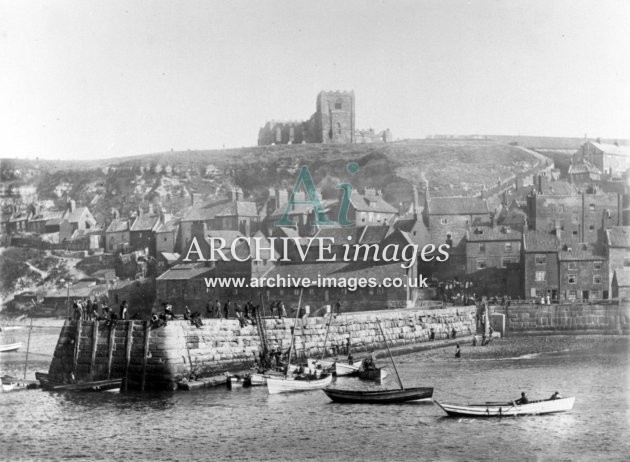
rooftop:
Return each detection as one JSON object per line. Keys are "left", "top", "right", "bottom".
{"left": 607, "top": 226, "right": 630, "bottom": 248}
{"left": 427, "top": 196, "right": 489, "bottom": 215}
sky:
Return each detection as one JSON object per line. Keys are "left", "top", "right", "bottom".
{"left": 1, "top": 0, "right": 629, "bottom": 160}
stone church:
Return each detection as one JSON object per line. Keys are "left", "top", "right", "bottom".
{"left": 258, "top": 90, "right": 360, "bottom": 145}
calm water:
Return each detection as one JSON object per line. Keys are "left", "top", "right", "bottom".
{"left": 1, "top": 333, "right": 629, "bottom": 462}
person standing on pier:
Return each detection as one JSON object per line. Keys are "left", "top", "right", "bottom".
{"left": 206, "top": 300, "right": 213, "bottom": 318}
{"left": 120, "top": 301, "right": 128, "bottom": 320}
{"left": 335, "top": 299, "right": 342, "bottom": 316}
{"left": 280, "top": 300, "right": 287, "bottom": 318}
{"left": 223, "top": 299, "right": 230, "bottom": 319}
{"left": 215, "top": 299, "right": 222, "bottom": 318}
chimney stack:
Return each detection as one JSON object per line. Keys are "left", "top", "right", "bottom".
{"left": 68, "top": 199, "right": 76, "bottom": 213}
{"left": 148, "top": 203, "right": 154, "bottom": 215}
{"left": 412, "top": 184, "right": 419, "bottom": 217}
{"left": 137, "top": 207, "right": 143, "bottom": 217}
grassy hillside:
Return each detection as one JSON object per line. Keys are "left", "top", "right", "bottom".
{"left": 2, "top": 139, "right": 545, "bottom": 223}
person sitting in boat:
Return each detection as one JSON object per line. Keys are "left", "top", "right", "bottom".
{"left": 347, "top": 353, "right": 354, "bottom": 365}
{"left": 549, "top": 391, "right": 562, "bottom": 400}
{"left": 515, "top": 392, "right": 529, "bottom": 405}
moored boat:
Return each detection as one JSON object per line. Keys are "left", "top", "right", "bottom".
{"left": 435, "top": 397, "right": 576, "bottom": 417}
{"left": 1, "top": 375, "right": 39, "bottom": 392}
{"left": 323, "top": 386, "right": 433, "bottom": 404}
{"left": 0, "top": 342, "right": 22, "bottom": 353}
{"left": 267, "top": 374, "right": 333, "bottom": 394}
{"left": 335, "top": 361, "right": 360, "bottom": 376}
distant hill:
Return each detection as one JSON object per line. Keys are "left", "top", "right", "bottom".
{"left": 1, "top": 139, "right": 547, "bottom": 224}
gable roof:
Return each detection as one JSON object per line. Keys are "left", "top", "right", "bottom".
{"left": 523, "top": 230, "right": 559, "bottom": 252}
{"left": 62, "top": 206, "right": 92, "bottom": 223}
{"left": 183, "top": 199, "right": 258, "bottom": 222}
{"left": 349, "top": 190, "right": 398, "bottom": 214}
{"left": 427, "top": 197, "right": 489, "bottom": 215}
{"left": 130, "top": 214, "right": 160, "bottom": 231}
{"left": 156, "top": 263, "right": 213, "bottom": 280}
{"left": 30, "top": 210, "right": 64, "bottom": 224}
{"left": 106, "top": 218, "right": 130, "bottom": 233}
{"left": 558, "top": 244, "right": 605, "bottom": 261}
{"left": 589, "top": 141, "right": 630, "bottom": 157}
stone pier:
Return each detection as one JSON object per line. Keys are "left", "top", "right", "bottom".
{"left": 47, "top": 307, "right": 476, "bottom": 390}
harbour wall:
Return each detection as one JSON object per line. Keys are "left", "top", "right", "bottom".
{"left": 47, "top": 306, "right": 476, "bottom": 390}
{"left": 493, "top": 301, "right": 630, "bottom": 334}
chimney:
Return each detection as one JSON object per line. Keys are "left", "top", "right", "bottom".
{"left": 412, "top": 184, "right": 419, "bottom": 217}
{"left": 148, "top": 203, "right": 154, "bottom": 215}
{"left": 159, "top": 212, "right": 165, "bottom": 225}
{"left": 555, "top": 226, "right": 561, "bottom": 239}
{"left": 137, "top": 207, "right": 143, "bottom": 217}
{"left": 190, "top": 191, "right": 195, "bottom": 206}
{"left": 113, "top": 209, "right": 120, "bottom": 220}
{"left": 490, "top": 211, "right": 496, "bottom": 228}
{"left": 68, "top": 199, "right": 76, "bottom": 213}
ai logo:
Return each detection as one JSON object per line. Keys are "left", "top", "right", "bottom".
{"left": 274, "top": 162, "right": 360, "bottom": 228}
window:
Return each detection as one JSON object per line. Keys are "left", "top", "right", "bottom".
{"left": 568, "top": 262, "right": 577, "bottom": 270}
{"left": 279, "top": 289, "right": 284, "bottom": 296}
{"left": 502, "top": 257, "right": 515, "bottom": 268}
{"left": 341, "top": 288, "right": 348, "bottom": 295}
{"left": 440, "top": 217, "right": 448, "bottom": 225}
{"left": 572, "top": 230, "right": 578, "bottom": 236}
{"left": 558, "top": 205, "right": 565, "bottom": 213}
{"left": 369, "top": 288, "right": 374, "bottom": 295}
{"left": 376, "top": 287, "right": 384, "bottom": 295}
{"left": 476, "top": 259, "right": 487, "bottom": 270}
{"left": 568, "top": 274, "right": 577, "bottom": 284}
{"left": 589, "top": 204, "right": 595, "bottom": 212}
{"left": 593, "top": 275, "right": 602, "bottom": 284}
{"left": 309, "top": 289, "right": 314, "bottom": 295}
{"left": 334, "top": 99, "right": 342, "bottom": 110}
{"left": 479, "top": 243, "right": 486, "bottom": 253}
{"left": 535, "top": 289, "right": 545, "bottom": 298}
{"left": 590, "top": 290, "right": 601, "bottom": 299}
{"left": 568, "top": 290, "right": 577, "bottom": 300}
{"left": 593, "top": 261, "right": 602, "bottom": 270}
{"left": 504, "top": 243, "right": 513, "bottom": 253}
{"left": 572, "top": 214, "right": 579, "bottom": 223}
{"left": 535, "top": 254, "right": 547, "bottom": 265}
{"left": 535, "top": 271, "right": 546, "bottom": 282}
{"left": 337, "top": 122, "right": 342, "bottom": 135}
{"left": 294, "top": 289, "right": 300, "bottom": 296}
{"left": 588, "top": 224, "right": 595, "bottom": 231}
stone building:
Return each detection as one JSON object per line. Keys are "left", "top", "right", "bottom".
{"left": 522, "top": 230, "right": 561, "bottom": 301}
{"left": 258, "top": 91, "right": 355, "bottom": 145}
{"left": 105, "top": 216, "right": 130, "bottom": 253}
{"left": 59, "top": 200, "right": 96, "bottom": 241}
{"left": 573, "top": 140, "right": 630, "bottom": 177}
{"left": 465, "top": 225, "right": 522, "bottom": 273}
{"left": 605, "top": 226, "right": 630, "bottom": 296}
{"left": 526, "top": 182, "right": 622, "bottom": 243}
{"left": 557, "top": 244, "right": 607, "bottom": 301}
{"left": 422, "top": 193, "right": 491, "bottom": 270}
{"left": 129, "top": 212, "right": 161, "bottom": 256}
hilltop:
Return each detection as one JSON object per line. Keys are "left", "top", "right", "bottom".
{"left": 2, "top": 139, "right": 546, "bottom": 224}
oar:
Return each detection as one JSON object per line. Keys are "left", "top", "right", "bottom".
{"left": 376, "top": 318, "right": 404, "bottom": 390}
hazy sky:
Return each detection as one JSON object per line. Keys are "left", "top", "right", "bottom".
{"left": 1, "top": 0, "right": 629, "bottom": 160}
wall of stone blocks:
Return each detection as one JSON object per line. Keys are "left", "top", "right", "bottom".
{"left": 47, "top": 307, "right": 477, "bottom": 390}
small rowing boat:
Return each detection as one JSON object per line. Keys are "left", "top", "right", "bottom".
{"left": 335, "top": 361, "right": 360, "bottom": 376}
{"left": 435, "top": 397, "right": 576, "bottom": 417}
{"left": 323, "top": 386, "right": 433, "bottom": 404}
{"left": 0, "top": 342, "right": 22, "bottom": 353}
{"left": 1, "top": 375, "right": 39, "bottom": 392}
{"left": 267, "top": 374, "right": 333, "bottom": 394}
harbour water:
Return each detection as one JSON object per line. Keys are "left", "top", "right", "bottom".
{"left": 1, "top": 328, "right": 628, "bottom": 461}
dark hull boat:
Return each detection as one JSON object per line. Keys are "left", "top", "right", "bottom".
{"left": 323, "top": 386, "right": 433, "bottom": 404}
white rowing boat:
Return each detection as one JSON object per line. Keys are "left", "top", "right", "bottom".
{"left": 266, "top": 374, "right": 333, "bottom": 394}
{"left": 335, "top": 361, "right": 360, "bottom": 376}
{"left": 0, "top": 342, "right": 22, "bottom": 353}
{"left": 435, "top": 397, "right": 576, "bottom": 417}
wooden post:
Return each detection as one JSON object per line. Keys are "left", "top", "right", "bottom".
{"left": 124, "top": 321, "right": 134, "bottom": 392}
{"left": 23, "top": 317, "right": 33, "bottom": 380}
{"left": 106, "top": 323, "right": 116, "bottom": 379}
{"left": 72, "top": 319, "right": 82, "bottom": 380}
{"left": 89, "top": 321, "right": 99, "bottom": 379}
{"left": 285, "top": 289, "right": 303, "bottom": 378}
{"left": 141, "top": 321, "right": 151, "bottom": 392}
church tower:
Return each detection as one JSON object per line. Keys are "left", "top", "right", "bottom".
{"left": 315, "top": 91, "right": 355, "bottom": 144}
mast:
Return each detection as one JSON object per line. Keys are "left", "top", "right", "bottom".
{"left": 320, "top": 307, "right": 334, "bottom": 360}
{"left": 285, "top": 289, "right": 303, "bottom": 378}
{"left": 376, "top": 318, "right": 404, "bottom": 390}
{"left": 23, "top": 317, "right": 33, "bottom": 380}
